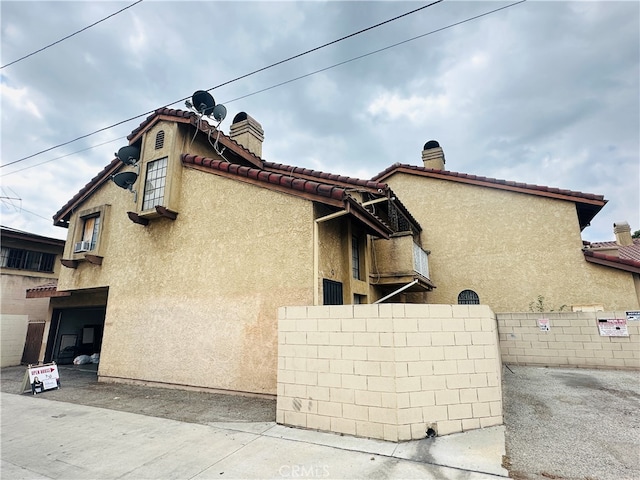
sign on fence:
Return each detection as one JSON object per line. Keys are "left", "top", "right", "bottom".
{"left": 597, "top": 318, "right": 629, "bottom": 337}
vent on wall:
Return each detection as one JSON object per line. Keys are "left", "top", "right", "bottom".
{"left": 155, "top": 130, "right": 165, "bottom": 150}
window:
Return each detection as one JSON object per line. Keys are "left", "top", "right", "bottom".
{"left": 354, "top": 294, "right": 366, "bottom": 304}
{"left": 142, "top": 157, "right": 168, "bottom": 211}
{"left": 71, "top": 205, "right": 108, "bottom": 258}
{"left": 83, "top": 216, "right": 100, "bottom": 250}
{"left": 458, "top": 290, "right": 480, "bottom": 305}
{"left": 323, "top": 279, "right": 343, "bottom": 305}
{"left": 0, "top": 247, "right": 55, "bottom": 272}
{"left": 155, "top": 130, "right": 165, "bottom": 150}
{"left": 352, "top": 235, "right": 361, "bottom": 279}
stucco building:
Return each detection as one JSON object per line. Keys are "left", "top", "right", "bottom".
{"left": 373, "top": 142, "right": 639, "bottom": 312}
{"left": 30, "top": 104, "right": 638, "bottom": 396}
{"left": 1, "top": 226, "right": 64, "bottom": 366}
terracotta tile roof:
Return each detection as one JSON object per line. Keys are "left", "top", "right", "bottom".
{"left": 372, "top": 163, "right": 606, "bottom": 230}
{"left": 263, "top": 161, "right": 388, "bottom": 192}
{"left": 127, "top": 108, "right": 263, "bottom": 167}
{"left": 583, "top": 249, "right": 640, "bottom": 274}
{"left": 263, "top": 162, "right": 422, "bottom": 232}
{"left": 181, "top": 154, "right": 392, "bottom": 238}
{"left": 182, "top": 154, "right": 349, "bottom": 202}
{"left": 54, "top": 159, "right": 121, "bottom": 226}
{"left": 25, "top": 281, "right": 71, "bottom": 298}
{"left": 586, "top": 239, "right": 640, "bottom": 262}
{"left": 373, "top": 163, "right": 606, "bottom": 202}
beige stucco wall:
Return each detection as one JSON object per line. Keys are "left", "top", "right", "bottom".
{"left": 56, "top": 123, "right": 319, "bottom": 395}
{"left": 277, "top": 304, "right": 502, "bottom": 441}
{"left": 1, "top": 314, "right": 29, "bottom": 367}
{"left": 498, "top": 311, "right": 639, "bottom": 369}
{"left": 384, "top": 174, "right": 638, "bottom": 312}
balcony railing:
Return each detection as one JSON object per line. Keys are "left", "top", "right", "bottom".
{"left": 413, "top": 242, "right": 429, "bottom": 279}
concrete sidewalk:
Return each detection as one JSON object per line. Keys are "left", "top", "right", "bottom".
{"left": 1, "top": 392, "right": 507, "bottom": 479}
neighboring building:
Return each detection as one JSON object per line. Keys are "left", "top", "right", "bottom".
{"left": 373, "top": 142, "right": 639, "bottom": 312}
{"left": 1, "top": 226, "right": 64, "bottom": 366}
{"left": 30, "top": 105, "right": 637, "bottom": 396}
{"left": 582, "top": 221, "right": 640, "bottom": 307}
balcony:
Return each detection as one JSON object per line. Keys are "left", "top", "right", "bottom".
{"left": 371, "top": 233, "right": 435, "bottom": 291}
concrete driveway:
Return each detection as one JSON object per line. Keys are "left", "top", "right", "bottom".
{"left": 502, "top": 365, "right": 640, "bottom": 480}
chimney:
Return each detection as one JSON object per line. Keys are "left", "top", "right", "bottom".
{"left": 229, "top": 111, "right": 264, "bottom": 157}
{"left": 422, "top": 140, "right": 445, "bottom": 170}
{"left": 614, "top": 221, "right": 633, "bottom": 246}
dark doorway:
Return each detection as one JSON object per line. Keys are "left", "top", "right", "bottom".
{"left": 21, "top": 322, "right": 45, "bottom": 365}
{"left": 44, "top": 307, "right": 106, "bottom": 364}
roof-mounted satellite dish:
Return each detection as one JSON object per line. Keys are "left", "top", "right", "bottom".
{"left": 112, "top": 171, "right": 138, "bottom": 190}
{"left": 212, "top": 104, "right": 227, "bottom": 122}
{"left": 191, "top": 90, "right": 215, "bottom": 116}
{"left": 115, "top": 145, "right": 140, "bottom": 166}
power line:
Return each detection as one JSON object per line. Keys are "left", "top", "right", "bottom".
{"left": 226, "top": 1, "right": 527, "bottom": 105}
{"left": 1, "top": 0, "right": 143, "bottom": 69}
{"left": 4, "top": 0, "right": 526, "bottom": 171}
{"left": 2, "top": 1, "right": 444, "bottom": 168}
{"left": 1, "top": 136, "right": 127, "bottom": 177}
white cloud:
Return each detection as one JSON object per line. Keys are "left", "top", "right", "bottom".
{"left": 0, "top": 82, "right": 43, "bottom": 119}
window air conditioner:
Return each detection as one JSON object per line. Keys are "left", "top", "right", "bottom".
{"left": 74, "top": 241, "right": 91, "bottom": 253}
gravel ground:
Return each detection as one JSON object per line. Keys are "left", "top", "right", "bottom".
{"left": 0, "top": 364, "right": 276, "bottom": 424}
{"left": 502, "top": 365, "right": 640, "bottom": 480}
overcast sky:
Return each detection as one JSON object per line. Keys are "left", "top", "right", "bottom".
{"left": 1, "top": 1, "right": 638, "bottom": 242}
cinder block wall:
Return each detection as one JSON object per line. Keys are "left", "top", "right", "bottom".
{"left": 276, "top": 304, "right": 502, "bottom": 442}
{"left": 497, "top": 312, "right": 639, "bottom": 369}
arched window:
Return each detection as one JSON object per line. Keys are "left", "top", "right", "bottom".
{"left": 155, "top": 130, "right": 165, "bottom": 150}
{"left": 458, "top": 289, "right": 479, "bottom": 305}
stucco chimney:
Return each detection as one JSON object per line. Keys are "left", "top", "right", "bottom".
{"left": 422, "top": 140, "right": 445, "bottom": 170}
{"left": 229, "top": 112, "right": 264, "bottom": 157}
{"left": 614, "top": 221, "right": 633, "bottom": 246}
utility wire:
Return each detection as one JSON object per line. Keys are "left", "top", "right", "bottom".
{"left": 1, "top": 0, "right": 143, "bottom": 69}
{"left": 2, "top": 0, "right": 443, "bottom": 168}
{"left": 226, "top": 0, "right": 527, "bottom": 105}
{"left": 1, "top": 136, "right": 127, "bottom": 177}
{"left": 4, "top": 0, "right": 525, "bottom": 171}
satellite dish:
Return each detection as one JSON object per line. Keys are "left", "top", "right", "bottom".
{"left": 191, "top": 90, "right": 215, "bottom": 116}
{"left": 115, "top": 145, "right": 140, "bottom": 165}
{"left": 212, "top": 104, "right": 227, "bottom": 122}
{"left": 112, "top": 171, "right": 138, "bottom": 190}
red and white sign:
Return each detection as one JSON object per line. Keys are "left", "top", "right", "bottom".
{"left": 537, "top": 318, "right": 550, "bottom": 331}
{"left": 28, "top": 363, "right": 60, "bottom": 392}
{"left": 598, "top": 318, "right": 629, "bottom": 337}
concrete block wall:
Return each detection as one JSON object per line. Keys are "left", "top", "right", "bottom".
{"left": 276, "top": 304, "right": 502, "bottom": 442}
{"left": 497, "top": 311, "right": 640, "bottom": 369}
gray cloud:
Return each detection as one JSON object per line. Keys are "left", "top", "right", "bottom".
{"left": 1, "top": 1, "right": 637, "bottom": 242}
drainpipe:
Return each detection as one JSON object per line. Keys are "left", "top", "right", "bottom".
{"left": 374, "top": 279, "right": 419, "bottom": 304}
{"left": 314, "top": 209, "right": 349, "bottom": 305}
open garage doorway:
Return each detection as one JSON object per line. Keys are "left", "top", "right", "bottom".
{"left": 44, "top": 307, "right": 105, "bottom": 365}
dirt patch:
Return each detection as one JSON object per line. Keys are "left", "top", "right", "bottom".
{"left": 1, "top": 365, "right": 276, "bottom": 424}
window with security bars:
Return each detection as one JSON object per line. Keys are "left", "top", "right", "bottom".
{"left": 143, "top": 157, "right": 168, "bottom": 211}
{"left": 0, "top": 247, "right": 55, "bottom": 272}
{"left": 352, "top": 235, "right": 361, "bottom": 279}
{"left": 323, "top": 279, "right": 343, "bottom": 305}
{"left": 458, "top": 289, "right": 480, "bottom": 305}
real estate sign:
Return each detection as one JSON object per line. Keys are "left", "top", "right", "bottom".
{"left": 27, "top": 363, "right": 60, "bottom": 394}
